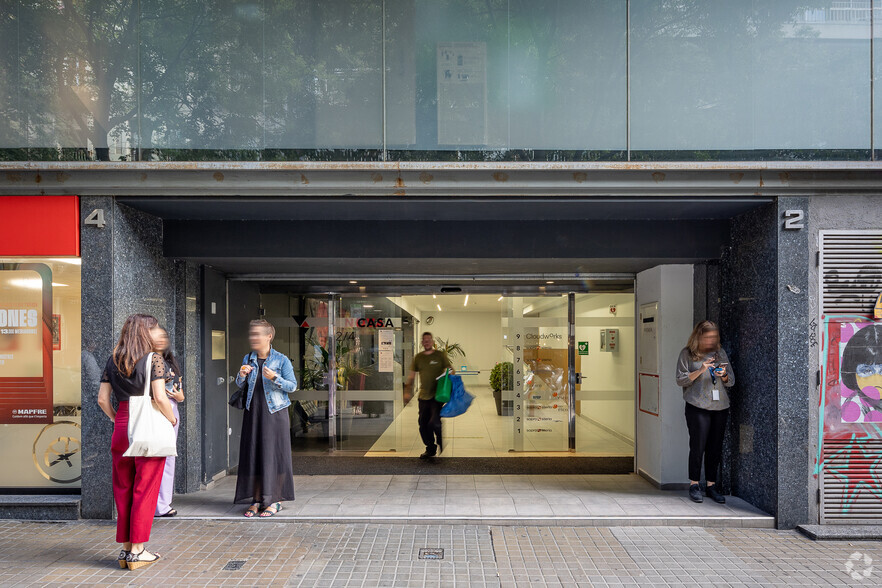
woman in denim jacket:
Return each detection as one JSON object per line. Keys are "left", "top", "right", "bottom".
{"left": 234, "top": 319, "right": 298, "bottom": 517}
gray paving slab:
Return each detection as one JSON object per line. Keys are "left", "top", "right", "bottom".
{"left": 0, "top": 518, "right": 862, "bottom": 588}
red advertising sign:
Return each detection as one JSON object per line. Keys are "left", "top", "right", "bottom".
{"left": 0, "top": 264, "right": 54, "bottom": 424}
{"left": 0, "top": 196, "right": 80, "bottom": 256}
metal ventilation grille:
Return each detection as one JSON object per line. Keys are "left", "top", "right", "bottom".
{"left": 820, "top": 232, "right": 882, "bottom": 315}
{"left": 821, "top": 439, "right": 882, "bottom": 522}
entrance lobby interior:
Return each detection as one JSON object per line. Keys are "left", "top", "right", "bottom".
{"left": 240, "top": 289, "right": 636, "bottom": 461}
{"left": 179, "top": 284, "right": 772, "bottom": 526}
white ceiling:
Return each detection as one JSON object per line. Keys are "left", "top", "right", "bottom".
{"left": 405, "top": 294, "right": 507, "bottom": 313}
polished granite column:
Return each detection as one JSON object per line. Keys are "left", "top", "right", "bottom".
{"left": 174, "top": 261, "right": 203, "bottom": 493}
{"left": 721, "top": 203, "right": 778, "bottom": 522}
{"left": 80, "top": 196, "right": 116, "bottom": 519}
{"left": 775, "top": 196, "right": 810, "bottom": 529}
{"left": 721, "top": 197, "right": 811, "bottom": 530}
{"left": 80, "top": 199, "right": 184, "bottom": 519}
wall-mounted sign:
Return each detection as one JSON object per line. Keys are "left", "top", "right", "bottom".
{"left": 437, "top": 42, "right": 487, "bottom": 146}
{"left": 378, "top": 329, "right": 394, "bottom": 372}
{"left": 0, "top": 264, "right": 54, "bottom": 424}
{"left": 578, "top": 341, "right": 589, "bottom": 356}
{"left": 0, "top": 196, "right": 80, "bottom": 256}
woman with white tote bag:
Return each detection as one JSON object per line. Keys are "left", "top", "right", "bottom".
{"left": 97, "top": 314, "right": 177, "bottom": 570}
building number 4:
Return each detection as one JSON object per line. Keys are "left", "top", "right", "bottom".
{"left": 84, "top": 209, "right": 106, "bottom": 228}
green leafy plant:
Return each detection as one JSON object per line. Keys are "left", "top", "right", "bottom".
{"left": 335, "top": 348, "right": 372, "bottom": 390}
{"left": 490, "top": 362, "right": 513, "bottom": 392}
{"left": 300, "top": 337, "right": 372, "bottom": 391}
{"left": 296, "top": 361, "right": 325, "bottom": 391}
{"left": 434, "top": 336, "right": 466, "bottom": 360}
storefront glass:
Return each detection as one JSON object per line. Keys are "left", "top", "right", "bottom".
{"left": 0, "top": 0, "right": 870, "bottom": 161}
{"left": 263, "top": 290, "right": 634, "bottom": 458}
{"left": 630, "top": 0, "right": 871, "bottom": 159}
{"left": 0, "top": 258, "right": 81, "bottom": 489}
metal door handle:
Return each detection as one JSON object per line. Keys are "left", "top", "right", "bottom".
{"left": 217, "top": 377, "right": 225, "bottom": 385}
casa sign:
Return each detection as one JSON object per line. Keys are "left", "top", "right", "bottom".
{"left": 297, "top": 316, "right": 398, "bottom": 329}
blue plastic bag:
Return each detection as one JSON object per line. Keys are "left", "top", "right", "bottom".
{"left": 440, "top": 375, "right": 474, "bottom": 418}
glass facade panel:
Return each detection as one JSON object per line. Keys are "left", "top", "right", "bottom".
{"left": 506, "top": 0, "right": 627, "bottom": 152}
{"left": 631, "top": 0, "right": 871, "bottom": 158}
{"left": 0, "top": 0, "right": 875, "bottom": 161}
{"left": 140, "top": 0, "right": 265, "bottom": 153}
{"left": 0, "top": 1, "right": 139, "bottom": 160}
{"left": 0, "top": 258, "right": 81, "bottom": 488}
{"left": 263, "top": 0, "right": 383, "bottom": 152}
{"left": 385, "top": 0, "right": 627, "bottom": 156}
{"left": 874, "top": 1, "right": 882, "bottom": 159}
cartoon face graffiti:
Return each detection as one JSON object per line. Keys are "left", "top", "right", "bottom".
{"left": 840, "top": 324, "right": 882, "bottom": 423}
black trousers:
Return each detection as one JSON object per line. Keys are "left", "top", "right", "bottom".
{"left": 418, "top": 398, "right": 443, "bottom": 452}
{"left": 684, "top": 402, "right": 728, "bottom": 484}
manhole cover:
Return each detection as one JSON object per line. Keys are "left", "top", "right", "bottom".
{"left": 222, "top": 560, "right": 246, "bottom": 571}
{"left": 419, "top": 548, "right": 444, "bottom": 560}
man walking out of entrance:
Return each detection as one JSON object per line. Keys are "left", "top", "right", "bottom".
{"left": 405, "top": 332, "right": 454, "bottom": 459}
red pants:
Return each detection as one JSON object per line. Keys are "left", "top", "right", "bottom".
{"left": 111, "top": 402, "right": 166, "bottom": 544}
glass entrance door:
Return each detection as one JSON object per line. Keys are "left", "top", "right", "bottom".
{"left": 269, "top": 289, "right": 635, "bottom": 458}
{"left": 332, "top": 295, "right": 405, "bottom": 452}
{"left": 503, "top": 295, "right": 572, "bottom": 452}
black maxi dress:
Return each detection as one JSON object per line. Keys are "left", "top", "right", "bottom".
{"left": 234, "top": 358, "right": 296, "bottom": 507}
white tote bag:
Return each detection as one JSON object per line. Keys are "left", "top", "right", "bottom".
{"left": 123, "top": 352, "right": 178, "bottom": 458}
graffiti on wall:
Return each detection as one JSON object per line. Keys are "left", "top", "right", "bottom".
{"left": 839, "top": 322, "right": 882, "bottom": 422}
{"left": 820, "top": 319, "right": 882, "bottom": 434}
{"left": 815, "top": 316, "right": 882, "bottom": 511}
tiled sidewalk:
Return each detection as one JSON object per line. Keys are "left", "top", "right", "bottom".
{"left": 173, "top": 474, "right": 773, "bottom": 527}
{"left": 1, "top": 519, "right": 880, "bottom": 587}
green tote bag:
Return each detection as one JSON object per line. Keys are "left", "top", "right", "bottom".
{"left": 435, "top": 369, "right": 452, "bottom": 403}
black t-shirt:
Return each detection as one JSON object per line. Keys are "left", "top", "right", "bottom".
{"left": 101, "top": 353, "right": 167, "bottom": 403}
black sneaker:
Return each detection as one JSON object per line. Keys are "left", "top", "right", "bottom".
{"left": 419, "top": 446, "right": 437, "bottom": 459}
{"left": 706, "top": 484, "right": 726, "bottom": 504}
{"left": 688, "top": 484, "right": 703, "bottom": 503}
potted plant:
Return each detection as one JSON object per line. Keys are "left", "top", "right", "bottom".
{"left": 490, "top": 361, "right": 513, "bottom": 416}
{"left": 434, "top": 336, "right": 465, "bottom": 360}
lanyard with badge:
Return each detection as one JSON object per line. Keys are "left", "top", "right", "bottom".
{"left": 708, "top": 365, "right": 720, "bottom": 401}
{"left": 707, "top": 353, "right": 727, "bottom": 401}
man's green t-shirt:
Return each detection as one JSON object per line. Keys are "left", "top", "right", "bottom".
{"left": 411, "top": 349, "right": 452, "bottom": 400}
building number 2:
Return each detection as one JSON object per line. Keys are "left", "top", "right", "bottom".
{"left": 783, "top": 209, "right": 804, "bottom": 230}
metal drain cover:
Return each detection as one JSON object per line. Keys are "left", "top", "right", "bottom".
{"left": 222, "top": 560, "right": 246, "bottom": 571}
{"left": 419, "top": 548, "right": 444, "bottom": 560}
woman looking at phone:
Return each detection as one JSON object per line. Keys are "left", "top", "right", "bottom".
{"left": 675, "top": 320, "right": 735, "bottom": 504}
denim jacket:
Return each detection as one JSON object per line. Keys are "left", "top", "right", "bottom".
{"left": 235, "top": 348, "right": 297, "bottom": 414}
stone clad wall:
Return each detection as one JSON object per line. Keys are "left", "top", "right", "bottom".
{"left": 80, "top": 198, "right": 200, "bottom": 519}
{"left": 718, "top": 198, "right": 810, "bottom": 529}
